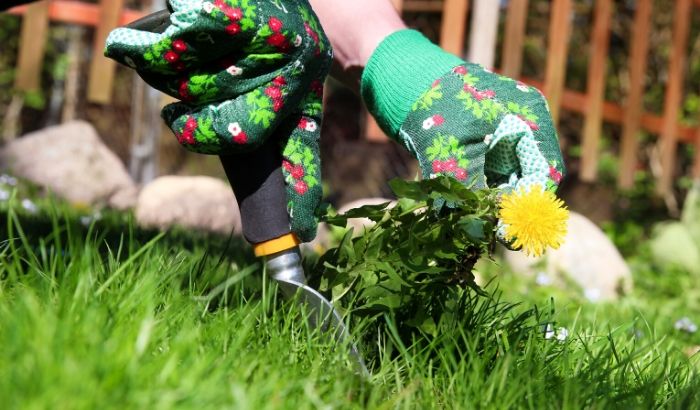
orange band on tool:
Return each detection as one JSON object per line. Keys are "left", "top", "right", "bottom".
{"left": 253, "top": 233, "right": 300, "bottom": 257}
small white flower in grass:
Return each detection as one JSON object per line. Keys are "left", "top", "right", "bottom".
{"left": 584, "top": 287, "right": 602, "bottom": 302}
{"left": 0, "top": 188, "right": 9, "bottom": 201}
{"left": 544, "top": 323, "right": 569, "bottom": 342}
{"left": 304, "top": 120, "right": 317, "bottom": 132}
{"left": 544, "top": 323, "right": 555, "bottom": 339}
{"left": 294, "top": 35, "right": 303, "bottom": 47}
{"left": 80, "top": 211, "right": 102, "bottom": 227}
{"left": 226, "top": 65, "right": 243, "bottom": 76}
{"left": 21, "top": 198, "right": 37, "bottom": 214}
{"left": 535, "top": 271, "right": 552, "bottom": 286}
{"left": 228, "top": 122, "right": 242, "bottom": 136}
{"left": 675, "top": 317, "right": 698, "bottom": 334}
{"left": 556, "top": 327, "right": 569, "bottom": 341}
{"left": 0, "top": 174, "right": 17, "bottom": 186}
{"left": 202, "top": 1, "right": 215, "bottom": 13}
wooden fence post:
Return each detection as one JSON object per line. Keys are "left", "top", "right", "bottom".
{"left": 693, "top": 124, "right": 700, "bottom": 180}
{"left": 87, "top": 0, "right": 125, "bottom": 103}
{"left": 543, "top": 0, "right": 573, "bottom": 126}
{"left": 657, "top": 0, "right": 692, "bottom": 196}
{"left": 618, "top": 0, "right": 652, "bottom": 189}
{"left": 14, "top": 0, "right": 49, "bottom": 92}
{"left": 440, "top": 0, "right": 469, "bottom": 56}
{"left": 501, "top": 0, "right": 529, "bottom": 78}
{"left": 580, "top": 0, "right": 613, "bottom": 182}
{"left": 467, "top": 0, "right": 500, "bottom": 69}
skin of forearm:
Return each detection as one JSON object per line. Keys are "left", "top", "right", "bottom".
{"left": 308, "top": 0, "right": 406, "bottom": 90}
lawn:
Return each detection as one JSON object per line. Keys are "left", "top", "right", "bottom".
{"left": 1, "top": 191, "right": 699, "bottom": 409}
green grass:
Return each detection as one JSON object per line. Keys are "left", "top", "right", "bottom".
{"left": 0, "top": 194, "right": 699, "bottom": 409}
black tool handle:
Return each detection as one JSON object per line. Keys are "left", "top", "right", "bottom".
{"left": 125, "top": 9, "right": 172, "bottom": 32}
{"left": 220, "top": 141, "right": 292, "bottom": 245}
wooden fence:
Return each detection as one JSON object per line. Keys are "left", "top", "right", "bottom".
{"left": 7, "top": 0, "right": 700, "bottom": 195}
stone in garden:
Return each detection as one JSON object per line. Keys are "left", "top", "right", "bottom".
{"left": 649, "top": 181, "right": 700, "bottom": 276}
{"left": 0, "top": 121, "right": 135, "bottom": 206}
{"left": 649, "top": 222, "right": 700, "bottom": 276}
{"left": 136, "top": 176, "right": 241, "bottom": 235}
{"left": 108, "top": 185, "right": 141, "bottom": 211}
{"left": 503, "top": 211, "right": 632, "bottom": 301}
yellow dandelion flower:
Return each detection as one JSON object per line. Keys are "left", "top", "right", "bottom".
{"left": 499, "top": 185, "right": 569, "bottom": 257}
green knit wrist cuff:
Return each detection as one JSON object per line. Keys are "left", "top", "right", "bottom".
{"left": 360, "top": 29, "right": 463, "bottom": 138}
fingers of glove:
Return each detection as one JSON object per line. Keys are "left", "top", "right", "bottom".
{"left": 280, "top": 111, "right": 323, "bottom": 243}
{"left": 484, "top": 114, "right": 530, "bottom": 176}
{"left": 105, "top": 1, "right": 258, "bottom": 75}
{"left": 161, "top": 82, "right": 293, "bottom": 155}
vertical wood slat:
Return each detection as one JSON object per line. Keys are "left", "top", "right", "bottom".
{"left": 693, "top": 124, "right": 700, "bottom": 179}
{"left": 657, "top": 0, "right": 692, "bottom": 195}
{"left": 501, "top": 0, "right": 529, "bottom": 78}
{"left": 467, "top": 0, "right": 500, "bottom": 69}
{"left": 543, "top": 0, "right": 573, "bottom": 126}
{"left": 440, "top": 0, "right": 469, "bottom": 56}
{"left": 618, "top": 0, "right": 652, "bottom": 189}
{"left": 579, "top": 0, "right": 613, "bottom": 182}
{"left": 87, "top": 0, "right": 124, "bottom": 103}
{"left": 14, "top": 1, "right": 49, "bottom": 91}
{"left": 364, "top": 0, "right": 404, "bottom": 142}
{"left": 391, "top": 0, "right": 404, "bottom": 11}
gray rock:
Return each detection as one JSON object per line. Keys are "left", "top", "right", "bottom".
{"left": 503, "top": 211, "right": 632, "bottom": 301}
{"left": 649, "top": 222, "right": 700, "bottom": 276}
{"left": 136, "top": 176, "right": 241, "bottom": 235}
{"left": 0, "top": 121, "right": 135, "bottom": 205}
{"left": 108, "top": 185, "right": 141, "bottom": 211}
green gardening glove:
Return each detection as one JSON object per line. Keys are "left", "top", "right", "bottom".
{"left": 104, "top": 0, "right": 331, "bottom": 242}
{"left": 362, "top": 30, "right": 565, "bottom": 194}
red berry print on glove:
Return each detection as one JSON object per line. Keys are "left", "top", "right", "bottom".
{"left": 172, "top": 39, "right": 187, "bottom": 53}
{"left": 453, "top": 65, "right": 467, "bottom": 75}
{"left": 226, "top": 23, "right": 241, "bottom": 35}
{"left": 310, "top": 80, "right": 323, "bottom": 98}
{"left": 164, "top": 51, "right": 179, "bottom": 64}
{"left": 178, "top": 78, "right": 193, "bottom": 102}
{"left": 549, "top": 165, "right": 562, "bottom": 184}
{"left": 291, "top": 165, "right": 304, "bottom": 179}
{"left": 454, "top": 168, "right": 468, "bottom": 181}
{"left": 423, "top": 114, "right": 445, "bottom": 130}
{"left": 272, "top": 76, "right": 287, "bottom": 87}
{"left": 267, "top": 32, "right": 289, "bottom": 51}
{"left": 228, "top": 122, "right": 248, "bottom": 144}
{"left": 178, "top": 117, "right": 197, "bottom": 145}
{"left": 294, "top": 180, "right": 308, "bottom": 195}
{"left": 265, "top": 86, "right": 282, "bottom": 100}
{"left": 269, "top": 17, "right": 283, "bottom": 32}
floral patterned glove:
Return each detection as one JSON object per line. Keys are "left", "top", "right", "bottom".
{"left": 104, "top": 0, "right": 331, "bottom": 242}
{"left": 400, "top": 62, "right": 564, "bottom": 193}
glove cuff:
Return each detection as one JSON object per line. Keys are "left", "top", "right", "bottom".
{"left": 360, "top": 29, "right": 463, "bottom": 139}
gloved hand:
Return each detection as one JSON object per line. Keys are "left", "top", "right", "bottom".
{"left": 362, "top": 31, "right": 564, "bottom": 195}
{"left": 104, "top": 0, "right": 331, "bottom": 242}
{"left": 398, "top": 62, "right": 563, "bottom": 194}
